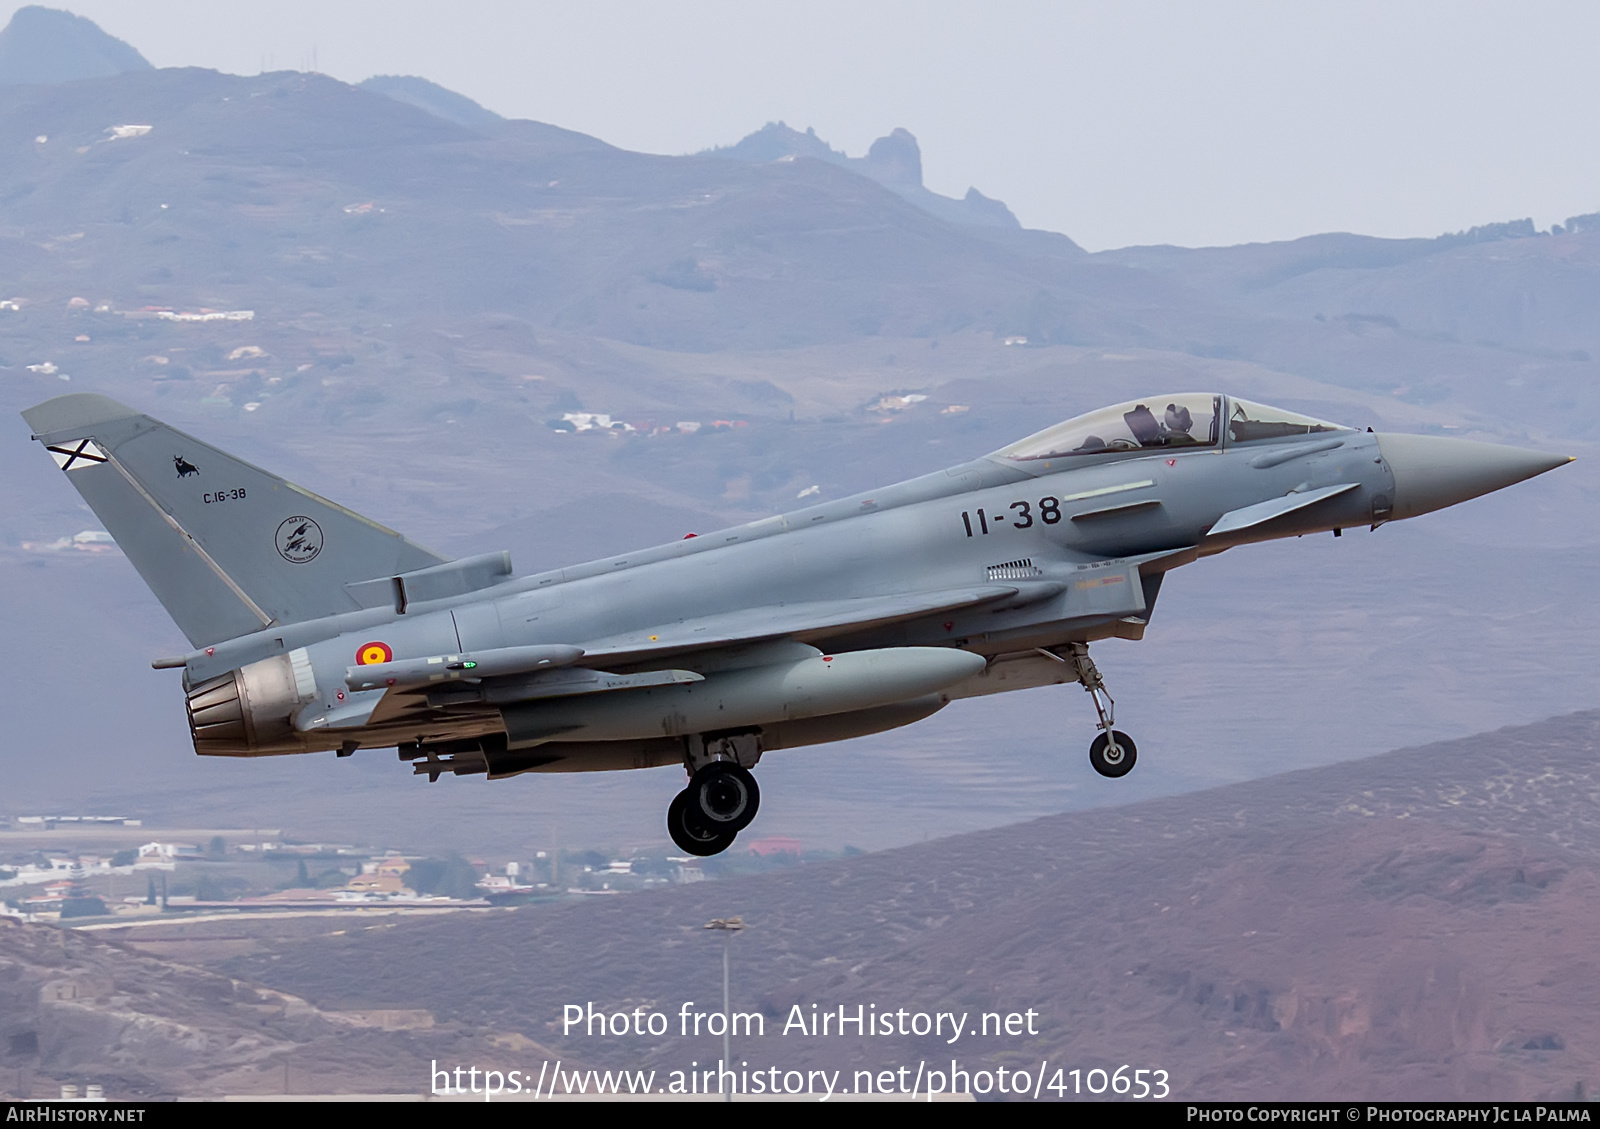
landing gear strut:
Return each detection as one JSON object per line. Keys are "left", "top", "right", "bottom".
{"left": 666, "top": 733, "right": 764, "bottom": 856}
{"left": 1064, "top": 643, "right": 1138, "bottom": 778}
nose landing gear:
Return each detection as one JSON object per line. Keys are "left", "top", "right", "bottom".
{"left": 1088, "top": 729, "right": 1138, "bottom": 778}
{"left": 1065, "top": 643, "right": 1138, "bottom": 778}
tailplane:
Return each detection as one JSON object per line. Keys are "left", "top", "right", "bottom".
{"left": 23, "top": 394, "right": 446, "bottom": 647}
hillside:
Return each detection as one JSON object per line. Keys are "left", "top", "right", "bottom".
{"left": 16, "top": 709, "right": 1580, "bottom": 1100}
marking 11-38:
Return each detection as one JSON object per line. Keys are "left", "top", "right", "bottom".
{"left": 961, "top": 498, "right": 1060, "bottom": 536}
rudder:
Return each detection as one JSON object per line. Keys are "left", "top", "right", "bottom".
{"left": 24, "top": 393, "right": 446, "bottom": 647}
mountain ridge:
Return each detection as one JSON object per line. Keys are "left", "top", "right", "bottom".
{"left": 0, "top": 5, "right": 150, "bottom": 87}
{"left": 707, "top": 120, "right": 1026, "bottom": 231}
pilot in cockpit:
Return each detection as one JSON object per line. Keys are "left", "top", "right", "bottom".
{"left": 1123, "top": 402, "right": 1199, "bottom": 447}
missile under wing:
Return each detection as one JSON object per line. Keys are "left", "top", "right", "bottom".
{"left": 23, "top": 392, "right": 1570, "bottom": 855}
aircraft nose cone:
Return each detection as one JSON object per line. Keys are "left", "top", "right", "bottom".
{"left": 1375, "top": 433, "right": 1572, "bottom": 521}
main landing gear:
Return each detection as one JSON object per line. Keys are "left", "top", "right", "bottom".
{"left": 666, "top": 732, "right": 763, "bottom": 857}
{"left": 1064, "top": 643, "right": 1138, "bottom": 778}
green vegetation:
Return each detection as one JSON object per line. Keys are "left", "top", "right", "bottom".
{"left": 628, "top": 855, "right": 677, "bottom": 878}
{"left": 700, "top": 849, "right": 808, "bottom": 879}
{"left": 405, "top": 855, "right": 481, "bottom": 900}
{"left": 59, "top": 896, "right": 108, "bottom": 918}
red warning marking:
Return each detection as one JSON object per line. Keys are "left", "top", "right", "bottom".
{"left": 356, "top": 641, "right": 393, "bottom": 666}
{"left": 1166, "top": 458, "right": 1176, "bottom": 467}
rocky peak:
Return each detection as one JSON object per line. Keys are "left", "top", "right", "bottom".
{"left": 0, "top": 6, "right": 152, "bottom": 87}
{"left": 862, "top": 127, "right": 923, "bottom": 190}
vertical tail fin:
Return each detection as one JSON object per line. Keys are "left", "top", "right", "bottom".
{"left": 24, "top": 394, "right": 447, "bottom": 647}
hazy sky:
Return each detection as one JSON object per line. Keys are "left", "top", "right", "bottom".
{"left": 9, "top": 1, "right": 1600, "bottom": 251}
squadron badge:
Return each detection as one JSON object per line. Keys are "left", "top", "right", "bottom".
{"left": 275, "top": 515, "right": 324, "bottom": 563}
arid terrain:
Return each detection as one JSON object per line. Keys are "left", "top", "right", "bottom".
{"left": 4, "top": 710, "right": 1595, "bottom": 1100}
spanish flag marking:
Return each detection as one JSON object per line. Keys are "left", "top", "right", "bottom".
{"left": 356, "top": 641, "right": 393, "bottom": 666}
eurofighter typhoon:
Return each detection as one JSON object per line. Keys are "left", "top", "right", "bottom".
{"left": 24, "top": 393, "right": 1570, "bottom": 855}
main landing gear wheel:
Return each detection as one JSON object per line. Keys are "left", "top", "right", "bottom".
{"left": 665, "top": 762, "right": 761, "bottom": 857}
{"left": 686, "top": 761, "right": 760, "bottom": 835}
{"left": 1089, "top": 731, "right": 1138, "bottom": 778}
{"left": 667, "top": 789, "right": 737, "bottom": 857}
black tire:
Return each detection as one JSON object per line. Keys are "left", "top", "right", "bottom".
{"left": 686, "top": 762, "right": 761, "bottom": 834}
{"left": 1088, "top": 731, "right": 1138, "bottom": 778}
{"left": 667, "top": 789, "right": 736, "bottom": 856}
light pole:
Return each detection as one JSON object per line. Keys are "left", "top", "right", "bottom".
{"left": 704, "top": 916, "right": 745, "bottom": 1101}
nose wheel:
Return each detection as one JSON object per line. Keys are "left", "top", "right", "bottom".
{"left": 666, "top": 761, "right": 761, "bottom": 857}
{"left": 1063, "top": 643, "right": 1140, "bottom": 779}
{"left": 1088, "top": 730, "right": 1138, "bottom": 778}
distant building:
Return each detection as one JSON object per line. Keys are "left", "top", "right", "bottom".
{"left": 363, "top": 855, "right": 412, "bottom": 878}
{"left": 868, "top": 393, "right": 927, "bottom": 413}
{"left": 345, "top": 874, "right": 405, "bottom": 894}
{"left": 138, "top": 841, "right": 199, "bottom": 861}
{"left": 552, "top": 411, "right": 635, "bottom": 433}
{"left": 476, "top": 872, "right": 534, "bottom": 895}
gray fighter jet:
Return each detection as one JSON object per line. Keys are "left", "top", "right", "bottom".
{"left": 23, "top": 392, "right": 1570, "bottom": 855}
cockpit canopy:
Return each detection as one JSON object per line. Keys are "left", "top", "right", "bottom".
{"left": 991, "top": 394, "right": 1349, "bottom": 462}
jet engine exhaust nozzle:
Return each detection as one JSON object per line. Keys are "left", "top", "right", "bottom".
{"left": 185, "top": 655, "right": 306, "bottom": 757}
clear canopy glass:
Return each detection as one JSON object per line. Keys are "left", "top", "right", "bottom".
{"left": 994, "top": 394, "right": 1223, "bottom": 461}
{"left": 1225, "top": 398, "right": 1350, "bottom": 443}
{"left": 993, "top": 394, "right": 1353, "bottom": 462}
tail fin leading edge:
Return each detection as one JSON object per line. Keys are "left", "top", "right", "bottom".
{"left": 23, "top": 394, "right": 446, "bottom": 647}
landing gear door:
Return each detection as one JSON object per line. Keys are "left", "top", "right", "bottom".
{"left": 1063, "top": 561, "right": 1146, "bottom": 619}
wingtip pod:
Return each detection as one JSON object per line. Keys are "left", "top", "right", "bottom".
{"left": 21, "top": 393, "right": 141, "bottom": 439}
{"left": 1375, "top": 433, "right": 1573, "bottom": 521}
